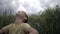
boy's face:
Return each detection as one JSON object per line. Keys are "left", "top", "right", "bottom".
{"left": 16, "top": 11, "right": 27, "bottom": 22}
{"left": 16, "top": 12, "right": 25, "bottom": 18}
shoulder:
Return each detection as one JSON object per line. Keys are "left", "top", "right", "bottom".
{"left": 22, "top": 23, "right": 31, "bottom": 29}
{"left": 22, "top": 23, "right": 30, "bottom": 26}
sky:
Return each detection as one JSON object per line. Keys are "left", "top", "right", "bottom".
{"left": 0, "top": 0, "right": 60, "bottom": 15}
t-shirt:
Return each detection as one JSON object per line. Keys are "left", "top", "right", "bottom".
{"left": 2, "top": 23, "right": 31, "bottom": 34}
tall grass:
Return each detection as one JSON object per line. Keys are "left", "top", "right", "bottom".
{"left": 0, "top": 5, "right": 60, "bottom": 34}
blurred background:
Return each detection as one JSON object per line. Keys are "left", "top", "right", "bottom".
{"left": 0, "top": 0, "right": 60, "bottom": 34}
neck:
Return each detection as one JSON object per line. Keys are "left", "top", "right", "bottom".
{"left": 15, "top": 19, "right": 24, "bottom": 24}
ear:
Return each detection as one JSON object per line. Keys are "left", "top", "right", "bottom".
{"left": 24, "top": 17, "right": 27, "bottom": 20}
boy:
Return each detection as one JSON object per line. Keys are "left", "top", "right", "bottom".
{"left": 0, "top": 11, "right": 39, "bottom": 34}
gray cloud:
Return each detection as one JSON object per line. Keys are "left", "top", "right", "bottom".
{"left": 0, "top": 0, "right": 60, "bottom": 15}
{"left": 40, "top": 0, "right": 60, "bottom": 8}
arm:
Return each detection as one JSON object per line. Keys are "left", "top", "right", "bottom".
{"left": 0, "top": 24, "right": 11, "bottom": 34}
{"left": 0, "top": 29, "right": 5, "bottom": 34}
{"left": 24, "top": 23, "right": 39, "bottom": 34}
{"left": 28, "top": 27, "right": 39, "bottom": 34}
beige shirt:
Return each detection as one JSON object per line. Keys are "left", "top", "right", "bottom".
{"left": 2, "top": 23, "right": 31, "bottom": 34}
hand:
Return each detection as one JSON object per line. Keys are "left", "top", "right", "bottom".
{"left": 0, "top": 29, "right": 4, "bottom": 34}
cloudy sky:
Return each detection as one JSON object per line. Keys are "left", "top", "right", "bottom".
{"left": 0, "top": 0, "right": 60, "bottom": 14}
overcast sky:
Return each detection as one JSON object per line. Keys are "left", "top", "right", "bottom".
{"left": 0, "top": 0, "right": 60, "bottom": 14}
